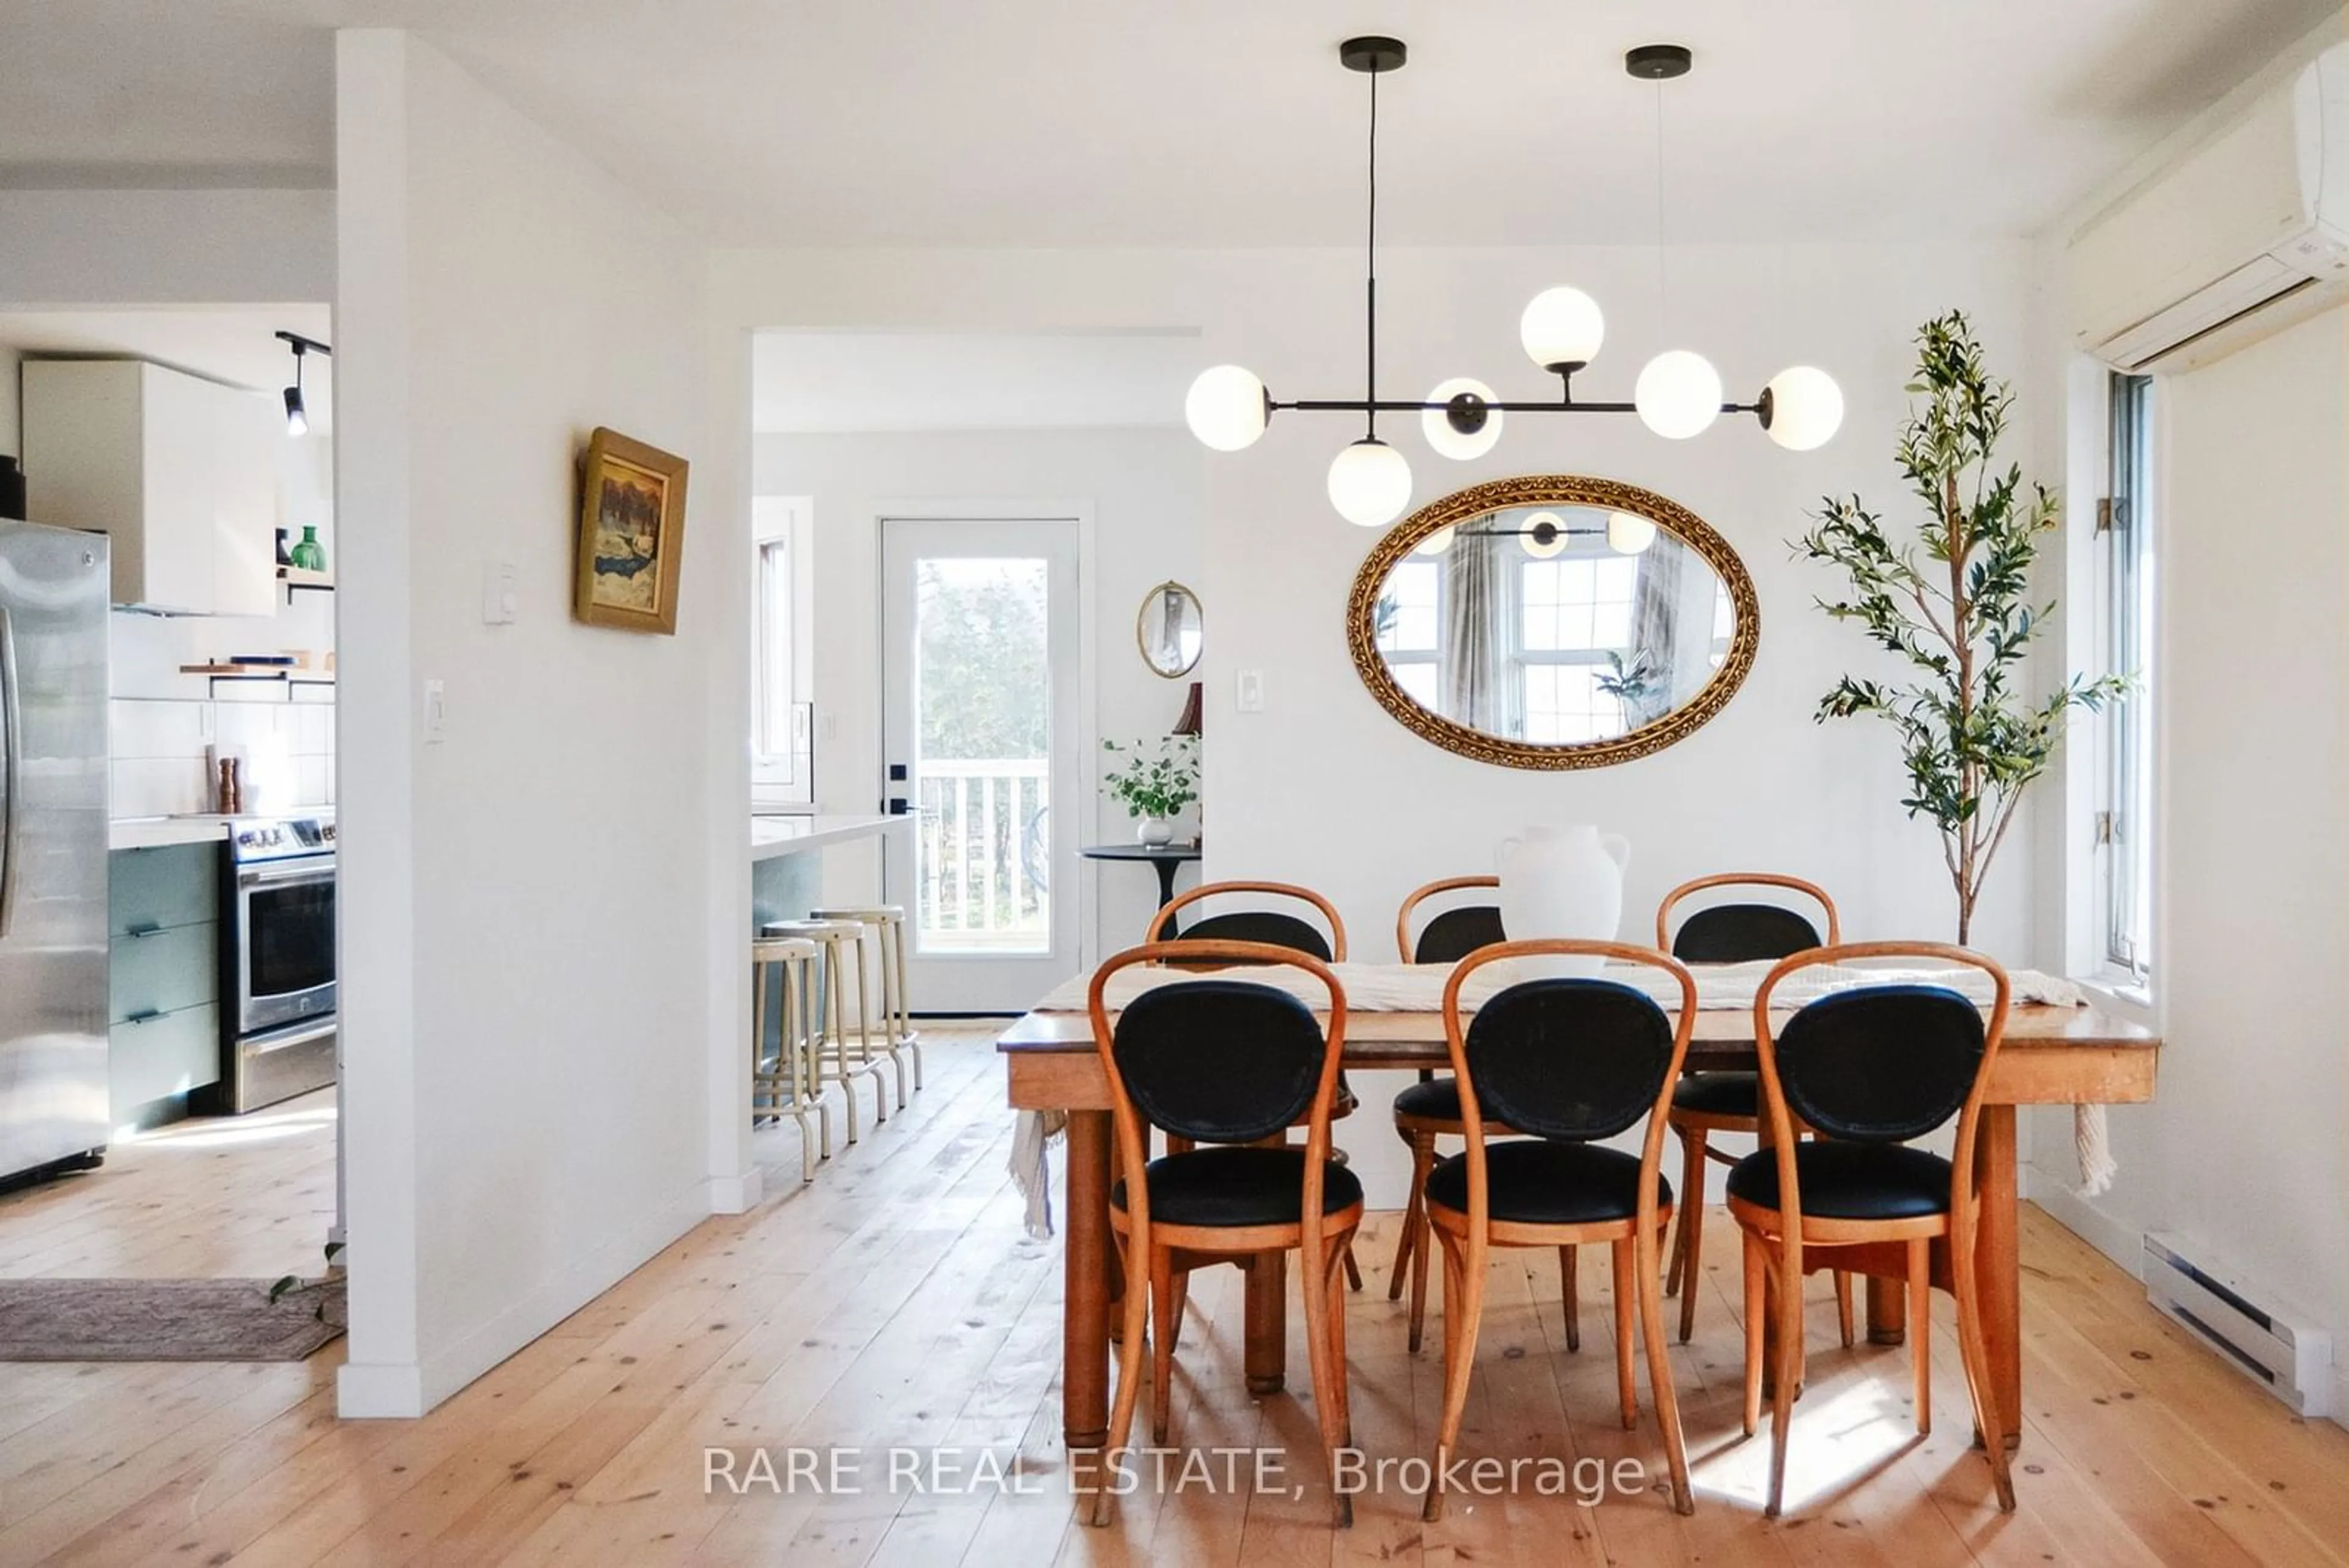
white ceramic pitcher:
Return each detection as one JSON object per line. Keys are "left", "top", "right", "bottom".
{"left": 1496, "top": 824, "right": 1632, "bottom": 979}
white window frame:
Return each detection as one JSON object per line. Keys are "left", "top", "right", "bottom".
{"left": 2093, "top": 373, "right": 2156, "bottom": 984}
{"left": 752, "top": 496, "right": 815, "bottom": 801}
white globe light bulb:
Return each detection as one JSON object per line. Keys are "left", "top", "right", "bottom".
{"left": 1422, "top": 377, "right": 1503, "bottom": 461}
{"left": 1326, "top": 437, "right": 1413, "bottom": 529}
{"left": 1184, "top": 364, "right": 1268, "bottom": 451}
{"left": 1607, "top": 511, "right": 1657, "bottom": 554}
{"left": 1520, "top": 288, "right": 1606, "bottom": 371}
{"left": 1764, "top": 365, "right": 1845, "bottom": 451}
{"left": 1415, "top": 524, "right": 1457, "bottom": 557}
{"left": 1520, "top": 510, "right": 1568, "bottom": 559}
{"left": 1635, "top": 351, "right": 1724, "bottom": 440}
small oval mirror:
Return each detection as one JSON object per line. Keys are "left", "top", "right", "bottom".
{"left": 1137, "top": 580, "right": 1203, "bottom": 678}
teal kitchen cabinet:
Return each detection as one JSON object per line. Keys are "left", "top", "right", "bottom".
{"left": 107, "top": 842, "right": 222, "bottom": 1124}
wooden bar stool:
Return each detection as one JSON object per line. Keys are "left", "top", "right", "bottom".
{"left": 811, "top": 904, "right": 921, "bottom": 1098}
{"left": 763, "top": 918, "right": 890, "bottom": 1142}
{"left": 751, "top": 935, "right": 830, "bottom": 1183}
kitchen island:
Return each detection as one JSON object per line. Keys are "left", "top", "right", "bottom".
{"left": 750, "top": 814, "right": 912, "bottom": 930}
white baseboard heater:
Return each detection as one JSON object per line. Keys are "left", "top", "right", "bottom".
{"left": 2142, "top": 1233, "right": 2332, "bottom": 1418}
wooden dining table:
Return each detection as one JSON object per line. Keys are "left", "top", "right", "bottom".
{"left": 998, "top": 992, "right": 2159, "bottom": 1457}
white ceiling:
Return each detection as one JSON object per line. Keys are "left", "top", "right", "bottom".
{"left": 754, "top": 332, "right": 1194, "bottom": 433}
{"left": 0, "top": 305, "right": 335, "bottom": 432}
{"left": 0, "top": 2, "right": 2337, "bottom": 246}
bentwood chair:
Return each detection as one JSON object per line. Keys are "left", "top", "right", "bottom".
{"left": 1727, "top": 943, "right": 2017, "bottom": 1517}
{"left": 1089, "top": 941, "right": 1363, "bottom": 1527}
{"left": 1387, "top": 877, "right": 1540, "bottom": 1354}
{"left": 1145, "top": 880, "right": 1365, "bottom": 1290}
{"left": 1657, "top": 873, "right": 1852, "bottom": 1345}
{"left": 1420, "top": 940, "right": 1696, "bottom": 1520}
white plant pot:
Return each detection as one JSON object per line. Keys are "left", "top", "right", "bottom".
{"left": 1135, "top": 816, "right": 1177, "bottom": 847}
{"left": 1496, "top": 824, "right": 1631, "bottom": 981}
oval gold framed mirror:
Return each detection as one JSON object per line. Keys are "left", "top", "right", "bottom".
{"left": 1137, "top": 579, "right": 1203, "bottom": 678}
{"left": 1345, "top": 475, "right": 1758, "bottom": 769}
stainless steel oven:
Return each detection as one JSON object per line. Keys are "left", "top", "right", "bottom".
{"left": 221, "top": 811, "right": 336, "bottom": 1113}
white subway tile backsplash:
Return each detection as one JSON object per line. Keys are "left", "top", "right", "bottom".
{"left": 113, "top": 757, "right": 213, "bottom": 818}
{"left": 295, "top": 757, "right": 330, "bottom": 806}
{"left": 109, "top": 699, "right": 210, "bottom": 761}
{"left": 213, "top": 703, "right": 281, "bottom": 752}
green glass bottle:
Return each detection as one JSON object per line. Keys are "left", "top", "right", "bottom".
{"left": 289, "top": 525, "right": 327, "bottom": 573}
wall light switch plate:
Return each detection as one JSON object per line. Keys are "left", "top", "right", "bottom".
{"left": 482, "top": 561, "right": 519, "bottom": 625}
{"left": 423, "top": 678, "right": 446, "bottom": 745}
{"left": 1236, "top": 669, "right": 1266, "bottom": 713}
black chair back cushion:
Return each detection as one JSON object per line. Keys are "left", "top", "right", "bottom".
{"left": 1111, "top": 980, "right": 1327, "bottom": 1144}
{"left": 1413, "top": 905, "right": 1507, "bottom": 964}
{"left": 1671, "top": 902, "right": 1822, "bottom": 963}
{"left": 1175, "top": 910, "right": 1333, "bottom": 961}
{"left": 1774, "top": 984, "right": 1985, "bottom": 1143}
{"left": 1464, "top": 979, "right": 1674, "bottom": 1143}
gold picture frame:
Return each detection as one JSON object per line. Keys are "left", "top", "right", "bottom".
{"left": 1344, "top": 474, "right": 1759, "bottom": 770}
{"left": 573, "top": 426, "right": 688, "bottom": 634}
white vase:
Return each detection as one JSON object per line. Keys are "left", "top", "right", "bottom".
{"left": 1135, "top": 816, "right": 1176, "bottom": 847}
{"left": 1496, "top": 824, "right": 1632, "bottom": 980}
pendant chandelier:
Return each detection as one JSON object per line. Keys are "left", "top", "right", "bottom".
{"left": 1184, "top": 38, "right": 1846, "bottom": 527}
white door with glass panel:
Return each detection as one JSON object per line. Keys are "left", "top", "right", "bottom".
{"left": 881, "top": 518, "right": 1081, "bottom": 1013}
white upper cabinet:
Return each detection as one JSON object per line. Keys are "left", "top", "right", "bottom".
{"left": 22, "top": 360, "right": 284, "bottom": 615}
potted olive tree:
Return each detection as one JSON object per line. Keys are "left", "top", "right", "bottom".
{"left": 1796, "top": 311, "right": 2126, "bottom": 945}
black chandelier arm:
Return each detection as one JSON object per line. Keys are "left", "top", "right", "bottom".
{"left": 1267, "top": 395, "right": 1767, "bottom": 417}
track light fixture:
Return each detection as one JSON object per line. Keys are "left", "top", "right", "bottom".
{"left": 1184, "top": 39, "right": 1845, "bottom": 527}
{"left": 276, "top": 330, "right": 331, "bottom": 437}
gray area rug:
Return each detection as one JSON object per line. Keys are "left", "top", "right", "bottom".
{"left": 0, "top": 1276, "right": 346, "bottom": 1361}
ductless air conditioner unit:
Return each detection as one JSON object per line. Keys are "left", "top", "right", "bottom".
{"left": 2069, "top": 42, "right": 2349, "bottom": 373}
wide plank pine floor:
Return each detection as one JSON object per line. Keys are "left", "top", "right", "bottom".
{"left": 2, "top": 1028, "right": 2345, "bottom": 1566}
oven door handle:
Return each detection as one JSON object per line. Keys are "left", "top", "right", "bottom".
{"left": 237, "top": 861, "right": 336, "bottom": 890}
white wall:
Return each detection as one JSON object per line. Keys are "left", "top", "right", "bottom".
{"left": 753, "top": 426, "right": 1203, "bottom": 960}
{"left": 335, "top": 29, "right": 733, "bottom": 1416}
{"left": 0, "top": 189, "right": 334, "bottom": 307}
{"left": 2035, "top": 306, "right": 2349, "bottom": 1406}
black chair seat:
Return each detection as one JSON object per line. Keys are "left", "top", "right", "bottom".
{"left": 1724, "top": 1141, "right": 1953, "bottom": 1222}
{"left": 1392, "top": 1076, "right": 1488, "bottom": 1124}
{"left": 1672, "top": 1071, "right": 1759, "bottom": 1118}
{"left": 1111, "top": 1145, "right": 1364, "bottom": 1228}
{"left": 1423, "top": 1139, "right": 1674, "bottom": 1227}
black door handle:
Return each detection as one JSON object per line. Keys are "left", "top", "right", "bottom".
{"left": 888, "top": 798, "right": 910, "bottom": 816}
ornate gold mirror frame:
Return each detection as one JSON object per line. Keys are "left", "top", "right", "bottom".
{"left": 1344, "top": 474, "right": 1760, "bottom": 770}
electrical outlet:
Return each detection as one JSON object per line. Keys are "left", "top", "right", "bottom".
{"left": 423, "top": 679, "right": 446, "bottom": 744}
{"left": 1236, "top": 669, "right": 1266, "bottom": 713}
{"left": 481, "top": 561, "right": 519, "bottom": 625}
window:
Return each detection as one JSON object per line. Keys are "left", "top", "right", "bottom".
{"left": 1520, "top": 554, "right": 1639, "bottom": 743}
{"left": 2100, "top": 373, "right": 2156, "bottom": 978}
{"left": 1376, "top": 558, "right": 1442, "bottom": 710}
{"left": 752, "top": 497, "right": 813, "bottom": 801}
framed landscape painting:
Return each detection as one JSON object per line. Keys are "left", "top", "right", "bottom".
{"left": 574, "top": 426, "right": 688, "bottom": 634}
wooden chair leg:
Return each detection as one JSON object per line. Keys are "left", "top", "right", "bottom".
{"left": 1343, "top": 1243, "right": 1364, "bottom": 1293}
{"left": 1423, "top": 1227, "right": 1481, "bottom": 1523}
{"left": 1408, "top": 1148, "right": 1437, "bottom": 1354}
{"left": 1950, "top": 1228, "right": 2018, "bottom": 1511}
{"left": 1387, "top": 1126, "right": 1425, "bottom": 1302}
{"left": 1611, "top": 1235, "right": 1639, "bottom": 1429}
{"left": 1560, "top": 1244, "right": 1581, "bottom": 1353}
{"left": 1299, "top": 1228, "right": 1349, "bottom": 1528}
{"left": 1741, "top": 1228, "right": 1766, "bottom": 1438}
{"left": 1765, "top": 1238, "right": 1802, "bottom": 1518}
{"left": 1149, "top": 1247, "right": 1178, "bottom": 1445}
{"left": 1637, "top": 1212, "right": 1694, "bottom": 1514}
{"left": 1835, "top": 1269, "right": 1857, "bottom": 1349}
{"left": 1907, "top": 1236, "right": 1931, "bottom": 1436}
{"left": 1093, "top": 1231, "right": 1154, "bottom": 1527}
{"left": 1167, "top": 1268, "right": 1190, "bottom": 1351}
{"left": 1675, "top": 1131, "right": 1707, "bottom": 1342}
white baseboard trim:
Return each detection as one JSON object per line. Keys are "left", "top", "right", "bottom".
{"left": 335, "top": 1178, "right": 710, "bottom": 1419}
{"left": 2335, "top": 1367, "right": 2349, "bottom": 1433}
{"left": 2023, "top": 1159, "right": 2145, "bottom": 1279}
{"left": 336, "top": 1359, "right": 426, "bottom": 1419}
{"left": 707, "top": 1167, "right": 762, "bottom": 1215}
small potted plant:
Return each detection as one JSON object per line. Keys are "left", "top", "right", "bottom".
{"left": 1102, "top": 735, "right": 1199, "bottom": 846}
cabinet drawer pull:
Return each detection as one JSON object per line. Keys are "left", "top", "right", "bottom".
{"left": 125, "top": 1008, "right": 166, "bottom": 1025}
{"left": 125, "top": 922, "right": 165, "bottom": 938}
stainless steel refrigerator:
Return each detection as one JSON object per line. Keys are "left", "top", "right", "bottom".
{"left": 0, "top": 519, "right": 109, "bottom": 1183}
